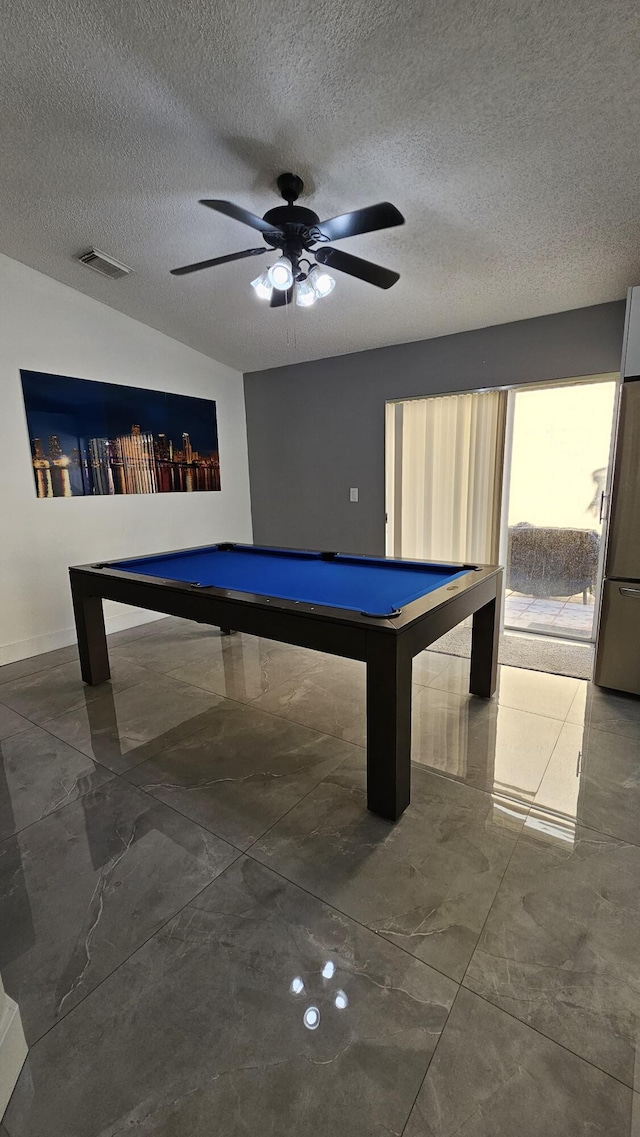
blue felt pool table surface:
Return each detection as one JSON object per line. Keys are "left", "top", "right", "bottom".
{"left": 109, "top": 544, "right": 469, "bottom": 617}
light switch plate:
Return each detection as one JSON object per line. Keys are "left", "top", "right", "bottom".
{"left": 349, "top": 487, "right": 359, "bottom": 502}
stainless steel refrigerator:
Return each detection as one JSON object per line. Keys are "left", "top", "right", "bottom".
{"left": 594, "top": 377, "right": 640, "bottom": 694}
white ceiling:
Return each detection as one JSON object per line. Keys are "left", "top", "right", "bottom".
{"left": 2, "top": 0, "right": 640, "bottom": 373}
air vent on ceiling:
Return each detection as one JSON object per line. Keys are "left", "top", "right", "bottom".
{"left": 78, "top": 248, "right": 132, "bottom": 280}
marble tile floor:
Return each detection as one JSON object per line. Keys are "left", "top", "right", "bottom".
{"left": 1, "top": 615, "right": 640, "bottom": 1135}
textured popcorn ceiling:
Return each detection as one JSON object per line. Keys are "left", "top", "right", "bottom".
{"left": 2, "top": 0, "right": 640, "bottom": 372}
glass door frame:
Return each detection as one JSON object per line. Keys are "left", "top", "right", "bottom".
{"left": 592, "top": 377, "right": 624, "bottom": 641}
{"left": 498, "top": 373, "right": 622, "bottom": 645}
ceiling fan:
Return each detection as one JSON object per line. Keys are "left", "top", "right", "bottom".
{"left": 171, "top": 172, "right": 404, "bottom": 308}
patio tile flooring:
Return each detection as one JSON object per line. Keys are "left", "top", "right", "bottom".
{"left": 504, "top": 591, "right": 595, "bottom": 640}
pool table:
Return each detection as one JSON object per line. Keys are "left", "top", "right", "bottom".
{"left": 70, "top": 543, "right": 503, "bottom": 821}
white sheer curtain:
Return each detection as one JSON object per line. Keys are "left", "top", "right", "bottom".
{"left": 386, "top": 390, "right": 507, "bottom": 564}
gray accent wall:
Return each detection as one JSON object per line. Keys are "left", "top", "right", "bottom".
{"left": 244, "top": 302, "right": 625, "bottom": 556}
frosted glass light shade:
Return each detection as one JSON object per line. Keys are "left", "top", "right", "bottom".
{"left": 250, "top": 271, "right": 272, "bottom": 300}
{"left": 309, "top": 265, "right": 335, "bottom": 297}
{"left": 295, "top": 278, "right": 317, "bottom": 306}
{"left": 268, "top": 256, "right": 294, "bottom": 291}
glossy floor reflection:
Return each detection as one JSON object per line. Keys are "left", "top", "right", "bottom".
{"left": 1, "top": 617, "right": 639, "bottom": 1134}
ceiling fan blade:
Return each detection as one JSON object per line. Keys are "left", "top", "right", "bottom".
{"left": 200, "top": 199, "right": 284, "bottom": 237}
{"left": 315, "top": 202, "right": 404, "bottom": 242}
{"left": 270, "top": 285, "right": 293, "bottom": 308}
{"left": 315, "top": 246, "right": 399, "bottom": 289}
{"left": 170, "top": 247, "right": 267, "bottom": 276}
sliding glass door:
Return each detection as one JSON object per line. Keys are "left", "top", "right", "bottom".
{"left": 502, "top": 378, "right": 618, "bottom": 642}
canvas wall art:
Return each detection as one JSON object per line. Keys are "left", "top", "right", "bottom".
{"left": 20, "top": 370, "right": 221, "bottom": 498}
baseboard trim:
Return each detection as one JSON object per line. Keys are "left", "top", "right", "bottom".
{"left": 0, "top": 609, "right": 164, "bottom": 667}
{"left": 0, "top": 992, "right": 27, "bottom": 1120}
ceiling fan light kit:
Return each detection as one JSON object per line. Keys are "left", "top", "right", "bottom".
{"left": 252, "top": 263, "right": 334, "bottom": 308}
{"left": 171, "top": 172, "right": 404, "bottom": 311}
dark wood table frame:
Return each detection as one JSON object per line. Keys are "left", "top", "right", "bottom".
{"left": 69, "top": 547, "right": 503, "bottom": 822}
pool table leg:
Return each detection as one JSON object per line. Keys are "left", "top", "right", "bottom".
{"left": 366, "top": 636, "right": 412, "bottom": 821}
{"left": 71, "top": 581, "right": 110, "bottom": 685}
{"left": 469, "top": 590, "right": 501, "bottom": 698}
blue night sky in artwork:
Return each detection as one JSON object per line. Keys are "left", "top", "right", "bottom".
{"left": 20, "top": 371, "right": 218, "bottom": 454}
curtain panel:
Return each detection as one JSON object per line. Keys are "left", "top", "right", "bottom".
{"left": 386, "top": 390, "right": 507, "bottom": 564}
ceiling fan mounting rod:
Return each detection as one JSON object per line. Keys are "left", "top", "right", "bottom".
{"left": 276, "top": 171, "right": 304, "bottom": 204}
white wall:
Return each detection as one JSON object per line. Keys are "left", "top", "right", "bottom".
{"left": 0, "top": 254, "right": 252, "bottom": 664}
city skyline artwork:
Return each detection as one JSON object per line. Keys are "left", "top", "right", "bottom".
{"left": 21, "top": 370, "right": 221, "bottom": 498}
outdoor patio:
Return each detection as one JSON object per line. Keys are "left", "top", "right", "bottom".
{"left": 504, "top": 590, "right": 595, "bottom": 640}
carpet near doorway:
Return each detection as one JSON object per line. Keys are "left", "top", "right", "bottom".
{"left": 429, "top": 626, "right": 594, "bottom": 680}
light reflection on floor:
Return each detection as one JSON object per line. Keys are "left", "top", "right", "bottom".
{"left": 291, "top": 961, "right": 349, "bottom": 1031}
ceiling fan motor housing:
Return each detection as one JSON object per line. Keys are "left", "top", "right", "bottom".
{"left": 261, "top": 205, "right": 322, "bottom": 262}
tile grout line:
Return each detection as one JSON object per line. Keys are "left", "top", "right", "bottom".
{"left": 0, "top": 615, "right": 207, "bottom": 686}
{"left": 4, "top": 630, "right": 640, "bottom": 869}
{"left": 398, "top": 984, "right": 465, "bottom": 1136}
{"left": 126, "top": 752, "right": 554, "bottom": 1001}
{"left": 2, "top": 701, "right": 380, "bottom": 1057}
{"left": 11, "top": 806, "right": 639, "bottom": 1109}
{"left": 124, "top": 633, "right": 583, "bottom": 730}
{"left": 239, "top": 796, "right": 521, "bottom": 990}
{"left": 0, "top": 659, "right": 180, "bottom": 847}
{"left": 1, "top": 652, "right": 340, "bottom": 849}
{"left": 397, "top": 803, "right": 633, "bottom": 1118}
{"left": 3, "top": 636, "right": 628, "bottom": 764}
{"left": 14, "top": 765, "right": 377, "bottom": 1054}
{"left": 0, "top": 651, "right": 81, "bottom": 688}
{"left": 3, "top": 641, "right": 637, "bottom": 1057}
{"left": 1, "top": 643, "right": 344, "bottom": 844}
{"left": 414, "top": 679, "right": 581, "bottom": 724}
{"left": 0, "top": 619, "right": 255, "bottom": 716}
{"left": 106, "top": 753, "right": 640, "bottom": 987}
{"left": 6, "top": 671, "right": 640, "bottom": 855}
{"left": 420, "top": 663, "right": 584, "bottom": 724}
{"left": 0, "top": 659, "right": 165, "bottom": 735}
{"left": 522, "top": 714, "right": 572, "bottom": 815}
{"left": 0, "top": 617, "right": 169, "bottom": 685}
{"left": 456, "top": 809, "right": 528, "bottom": 995}
{"left": 17, "top": 775, "right": 436, "bottom": 1065}
{"left": 454, "top": 982, "right": 640, "bottom": 1097}
{"left": 162, "top": 641, "right": 330, "bottom": 692}
{"left": 14, "top": 844, "right": 245, "bottom": 1054}
{"left": 15, "top": 829, "right": 464, "bottom": 1137}
{"left": 5, "top": 662, "right": 640, "bottom": 1104}
{"left": 34, "top": 664, "right": 363, "bottom": 781}
{"left": 116, "top": 734, "right": 359, "bottom": 863}
{"left": 0, "top": 649, "right": 632, "bottom": 855}
{"left": 225, "top": 767, "right": 488, "bottom": 991}
{"left": 453, "top": 817, "right": 640, "bottom": 1097}
{"left": 3, "top": 723, "right": 528, "bottom": 1015}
